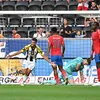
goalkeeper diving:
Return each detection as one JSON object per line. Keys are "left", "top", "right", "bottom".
{"left": 42, "top": 57, "right": 91, "bottom": 85}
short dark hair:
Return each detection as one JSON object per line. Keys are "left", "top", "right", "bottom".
{"left": 38, "top": 26, "right": 43, "bottom": 29}
{"left": 86, "top": 58, "right": 91, "bottom": 65}
{"left": 32, "top": 38, "right": 37, "bottom": 43}
{"left": 94, "top": 22, "right": 99, "bottom": 27}
{"left": 51, "top": 27, "right": 57, "bottom": 33}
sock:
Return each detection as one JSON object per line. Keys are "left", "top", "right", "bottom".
{"left": 22, "top": 75, "right": 28, "bottom": 84}
{"left": 54, "top": 74, "right": 60, "bottom": 84}
{"left": 61, "top": 69, "right": 66, "bottom": 79}
{"left": 97, "top": 68, "right": 100, "bottom": 82}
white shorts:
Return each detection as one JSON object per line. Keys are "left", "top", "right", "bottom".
{"left": 22, "top": 59, "right": 35, "bottom": 70}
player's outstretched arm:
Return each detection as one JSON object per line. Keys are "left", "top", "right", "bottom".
{"left": 41, "top": 54, "right": 56, "bottom": 67}
{"left": 80, "top": 71, "right": 84, "bottom": 83}
{"left": 6, "top": 51, "right": 22, "bottom": 58}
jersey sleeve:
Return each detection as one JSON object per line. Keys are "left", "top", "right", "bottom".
{"left": 77, "top": 57, "right": 83, "bottom": 65}
{"left": 97, "top": 30, "right": 100, "bottom": 39}
{"left": 20, "top": 44, "right": 30, "bottom": 53}
{"left": 48, "top": 37, "right": 52, "bottom": 45}
{"left": 36, "top": 45, "right": 44, "bottom": 55}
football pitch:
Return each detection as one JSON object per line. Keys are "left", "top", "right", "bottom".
{"left": 0, "top": 85, "right": 100, "bottom": 100}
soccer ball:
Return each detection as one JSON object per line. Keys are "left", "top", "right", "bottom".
{"left": 10, "top": 74, "right": 16, "bottom": 81}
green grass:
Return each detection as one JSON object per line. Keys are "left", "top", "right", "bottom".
{"left": 0, "top": 85, "right": 100, "bottom": 100}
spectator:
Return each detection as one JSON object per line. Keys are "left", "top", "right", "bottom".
{"left": 98, "top": 5, "right": 100, "bottom": 10}
{"left": 89, "top": 17, "right": 98, "bottom": 26}
{"left": 90, "top": 1, "right": 98, "bottom": 10}
{"left": 75, "top": 30, "right": 86, "bottom": 38}
{"left": 77, "top": 0, "right": 89, "bottom": 10}
{"left": 33, "top": 27, "right": 46, "bottom": 38}
{"left": 60, "top": 18, "right": 72, "bottom": 38}
{"left": 45, "top": 31, "right": 51, "bottom": 38}
{"left": 0, "top": 31, "right": 4, "bottom": 38}
{"left": 84, "top": 17, "right": 98, "bottom": 27}
{"left": 84, "top": 18, "right": 91, "bottom": 27}
{"left": 12, "top": 29, "right": 21, "bottom": 38}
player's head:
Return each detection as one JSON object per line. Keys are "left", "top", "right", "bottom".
{"left": 91, "top": 22, "right": 99, "bottom": 31}
{"left": 51, "top": 27, "right": 58, "bottom": 34}
{"left": 83, "top": 58, "right": 91, "bottom": 65}
{"left": 31, "top": 38, "right": 37, "bottom": 46}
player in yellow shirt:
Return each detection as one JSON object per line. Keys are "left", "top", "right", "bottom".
{"left": 6, "top": 38, "right": 56, "bottom": 85}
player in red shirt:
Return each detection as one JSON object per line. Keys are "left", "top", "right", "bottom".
{"left": 47, "top": 27, "right": 67, "bottom": 84}
{"left": 91, "top": 22, "right": 100, "bottom": 85}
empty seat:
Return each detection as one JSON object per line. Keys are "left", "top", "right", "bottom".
{"left": 3, "top": 1, "right": 15, "bottom": 11}
{"left": 23, "top": 18, "right": 35, "bottom": 27}
{"left": 29, "top": 27, "right": 36, "bottom": 38}
{"left": 0, "top": 17, "right": 8, "bottom": 27}
{"left": 42, "top": 1, "right": 55, "bottom": 11}
{"left": 76, "top": 16, "right": 85, "bottom": 26}
{"left": 66, "top": 17, "right": 75, "bottom": 26}
{"left": 9, "top": 17, "right": 21, "bottom": 27}
{"left": 29, "top": 1, "right": 41, "bottom": 11}
{"left": 63, "top": 14, "right": 76, "bottom": 19}
{"left": 69, "top": 1, "right": 78, "bottom": 10}
{"left": 36, "top": 18, "right": 48, "bottom": 27}
{"left": 83, "top": 27, "right": 92, "bottom": 37}
{"left": 3, "top": 27, "right": 13, "bottom": 38}
{"left": 55, "top": 1, "right": 68, "bottom": 11}
{"left": 72, "top": 26, "right": 82, "bottom": 32}
{"left": 16, "top": 1, "right": 28, "bottom": 11}
{"left": 50, "top": 17, "right": 61, "bottom": 27}
{"left": 17, "top": 27, "right": 28, "bottom": 38}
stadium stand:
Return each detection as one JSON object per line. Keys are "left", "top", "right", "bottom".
{"left": 3, "top": 27, "right": 13, "bottom": 37}
{"left": 42, "top": 1, "right": 55, "bottom": 11}
{"left": 28, "top": 1, "right": 41, "bottom": 11}
{"left": 16, "top": 1, "right": 29, "bottom": 11}
{"left": 0, "top": 13, "right": 99, "bottom": 38}
{"left": 23, "top": 18, "right": 35, "bottom": 27}
{"left": 55, "top": 1, "right": 68, "bottom": 11}
{"left": 69, "top": 1, "right": 78, "bottom": 10}
{"left": 3, "top": 1, "right": 15, "bottom": 11}
{"left": 0, "top": 0, "right": 99, "bottom": 11}
{"left": 76, "top": 16, "right": 85, "bottom": 26}
{"left": 17, "top": 27, "right": 28, "bottom": 38}
{"left": 9, "top": 17, "right": 21, "bottom": 27}
{"left": 29, "top": 27, "right": 36, "bottom": 38}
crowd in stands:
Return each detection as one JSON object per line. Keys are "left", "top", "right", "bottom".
{"left": 0, "top": 16, "right": 99, "bottom": 39}
{"left": 0, "top": 0, "right": 99, "bottom": 11}
{"left": 0, "top": 0, "right": 99, "bottom": 38}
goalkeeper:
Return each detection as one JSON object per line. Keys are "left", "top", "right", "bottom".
{"left": 6, "top": 38, "right": 56, "bottom": 85}
{"left": 43, "top": 57, "right": 91, "bottom": 85}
